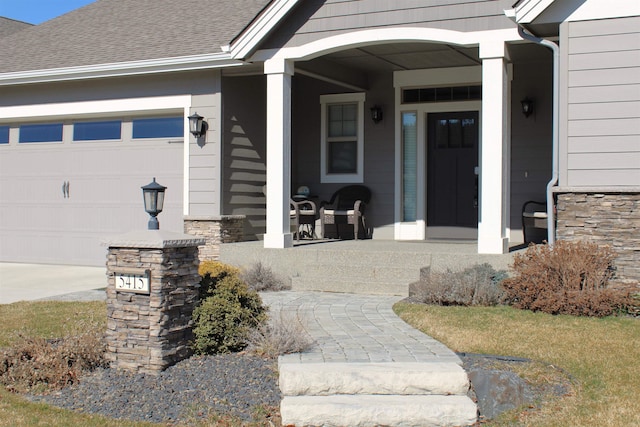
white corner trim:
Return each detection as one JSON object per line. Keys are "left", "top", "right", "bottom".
{"left": 228, "top": 0, "right": 300, "bottom": 59}
{"left": 0, "top": 53, "right": 244, "bottom": 86}
{"left": 254, "top": 27, "right": 521, "bottom": 63}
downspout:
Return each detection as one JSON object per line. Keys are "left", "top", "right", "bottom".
{"left": 516, "top": 25, "right": 559, "bottom": 246}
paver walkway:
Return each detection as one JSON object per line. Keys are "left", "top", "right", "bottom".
{"left": 261, "top": 291, "right": 461, "bottom": 365}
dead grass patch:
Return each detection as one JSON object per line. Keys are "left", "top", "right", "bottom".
{"left": 246, "top": 311, "right": 314, "bottom": 358}
{"left": 394, "top": 303, "right": 640, "bottom": 427}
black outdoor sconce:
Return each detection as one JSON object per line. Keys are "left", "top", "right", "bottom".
{"left": 370, "top": 105, "right": 383, "bottom": 124}
{"left": 142, "top": 177, "right": 166, "bottom": 230}
{"left": 521, "top": 97, "right": 534, "bottom": 118}
{"left": 188, "top": 112, "right": 206, "bottom": 138}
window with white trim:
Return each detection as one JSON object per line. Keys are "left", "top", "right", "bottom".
{"left": 320, "top": 93, "right": 365, "bottom": 183}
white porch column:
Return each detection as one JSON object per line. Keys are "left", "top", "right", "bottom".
{"left": 478, "top": 41, "right": 511, "bottom": 254}
{"left": 263, "top": 58, "right": 294, "bottom": 248}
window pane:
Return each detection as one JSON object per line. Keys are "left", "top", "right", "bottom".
{"left": 328, "top": 140, "right": 357, "bottom": 174}
{"left": 435, "top": 120, "right": 448, "bottom": 149}
{"left": 449, "top": 119, "right": 461, "bottom": 148}
{"left": 132, "top": 117, "right": 183, "bottom": 139}
{"left": 19, "top": 123, "right": 63, "bottom": 143}
{"left": 402, "top": 112, "right": 417, "bottom": 222}
{"left": 0, "top": 126, "right": 9, "bottom": 144}
{"left": 328, "top": 104, "right": 357, "bottom": 137}
{"left": 403, "top": 89, "right": 419, "bottom": 103}
{"left": 74, "top": 120, "right": 121, "bottom": 141}
{"left": 462, "top": 118, "right": 477, "bottom": 148}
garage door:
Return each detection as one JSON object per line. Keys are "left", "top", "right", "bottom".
{"left": 0, "top": 120, "right": 184, "bottom": 266}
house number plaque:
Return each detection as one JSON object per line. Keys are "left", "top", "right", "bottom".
{"left": 114, "top": 269, "right": 151, "bottom": 294}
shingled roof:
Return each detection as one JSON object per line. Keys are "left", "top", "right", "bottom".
{"left": 0, "top": 17, "right": 33, "bottom": 39}
{"left": 0, "top": 0, "right": 272, "bottom": 74}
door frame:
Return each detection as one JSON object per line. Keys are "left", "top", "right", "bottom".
{"left": 395, "top": 101, "right": 482, "bottom": 240}
{"left": 394, "top": 67, "right": 483, "bottom": 241}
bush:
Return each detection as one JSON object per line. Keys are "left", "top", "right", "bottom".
{"left": 412, "top": 263, "right": 507, "bottom": 306}
{"left": 502, "top": 240, "right": 634, "bottom": 317}
{"left": 0, "top": 321, "right": 106, "bottom": 393}
{"left": 198, "top": 260, "right": 242, "bottom": 300}
{"left": 192, "top": 273, "right": 268, "bottom": 355}
{"left": 246, "top": 312, "right": 313, "bottom": 358}
{"left": 241, "top": 262, "right": 288, "bottom": 292}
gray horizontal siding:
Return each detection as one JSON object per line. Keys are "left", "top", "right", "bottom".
{"left": 264, "top": 0, "right": 514, "bottom": 49}
{"left": 568, "top": 135, "right": 639, "bottom": 153}
{"left": 566, "top": 16, "right": 640, "bottom": 187}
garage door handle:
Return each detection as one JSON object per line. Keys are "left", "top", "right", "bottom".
{"left": 62, "top": 181, "right": 70, "bottom": 198}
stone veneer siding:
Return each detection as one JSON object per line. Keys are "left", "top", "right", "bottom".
{"left": 184, "top": 215, "right": 245, "bottom": 261}
{"left": 555, "top": 190, "right": 640, "bottom": 282}
{"left": 104, "top": 232, "right": 204, "bottom": 374}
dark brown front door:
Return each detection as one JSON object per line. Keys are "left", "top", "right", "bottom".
{"left": 426, "top": 111, "right": 479, "bottom": 239}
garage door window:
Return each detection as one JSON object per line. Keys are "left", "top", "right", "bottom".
{"left": 74, "top": 120, "right": 122, "bottom": 141}
{"left": 19, "top": 123, "right": 63, "bottom": 143}
{"left": 0, "top": 126, "right": 8, "bottom": 144}
{"left": 132, "top": 117, "right": 183, "bottom": 139}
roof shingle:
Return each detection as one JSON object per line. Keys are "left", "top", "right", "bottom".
{"left": 0, "top": 17, "right": 33, "bottom": 39}
{"left": 0, "top": 0, "right": 271, "bottom": 74}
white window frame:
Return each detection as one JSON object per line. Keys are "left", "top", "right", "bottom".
{"left": 320, "top": 92, "right": 365, "bottom": 183}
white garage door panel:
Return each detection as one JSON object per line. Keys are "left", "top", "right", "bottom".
{"left": 0, "top": 141, "right": 184, "bottom": 266}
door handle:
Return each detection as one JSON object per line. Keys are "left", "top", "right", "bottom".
{"left": 62, "top": 181, "right": 70, "bottom": 198}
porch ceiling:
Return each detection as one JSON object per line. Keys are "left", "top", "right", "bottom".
{"left": 321, "top": 42, "right": 481, "bottom": 72}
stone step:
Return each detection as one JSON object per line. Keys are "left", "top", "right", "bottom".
{"left": 279, "top": 362, "right": 470, "bottom": 396}
{"left": 296, "top": 263, "right": 420, "bottom": 283}
{"left": 291, "top": 276, "right": 409, "bottom": 296}
{"left": 280, "top": 394, "right": 478, "bottom": 427}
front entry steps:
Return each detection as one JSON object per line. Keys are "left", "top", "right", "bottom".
{"left": 279, "top": 361, "right": 478, "bottom": 427}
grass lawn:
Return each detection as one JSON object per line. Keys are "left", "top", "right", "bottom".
{"left": 0, "top": 301, "right": 277, "bottom": 427}
{"left": 0, "top": 301, "right": 158, "bottom": 427}
{"left": 394, "top": 302, "right": 640, "bottom": 427}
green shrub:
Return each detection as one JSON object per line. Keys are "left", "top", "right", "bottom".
{"left": 241, "top": 262, "right": 288, "bottom": 292}
{"left": 502, "top": 240, "right": 634, "bottom": 317}
{"left": 198, "top": 260, "right": 242, "bottom": 300}
{"left": 192, "top": 274, "right": 267, "bottom": 355}
{"left": 412, "top": 263, "right": 507, "bottom": 306}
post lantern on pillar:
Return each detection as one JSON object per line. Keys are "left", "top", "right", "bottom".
{"left": 141, "top": 177, "right": 166, "bottom": 230}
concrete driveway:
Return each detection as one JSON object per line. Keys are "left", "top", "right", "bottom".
{"left": 0, "top": 263, "right": 106, "bottom": 304}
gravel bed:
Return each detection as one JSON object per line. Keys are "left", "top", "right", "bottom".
{"left": 28, "top": 353, "right": 281, "bottom": 424}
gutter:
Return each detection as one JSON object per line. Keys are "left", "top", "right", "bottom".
{"left": 516, "top": 26, "right": 559, "bottom": 246}
{"left": 0, "top": 53, "right": 246, "bottom": 86}
{"left": 505, "top": 9, "right": 560, "bottom": 246}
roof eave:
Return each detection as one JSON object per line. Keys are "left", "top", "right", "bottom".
{"left": 0, "top": 52, "right": 245, "bottom": 86}
{"left": 508, "top": 0, "right": 557, "bottom": 24}
{"left": 225, "top": 0, "right": 299, "bottom": 60}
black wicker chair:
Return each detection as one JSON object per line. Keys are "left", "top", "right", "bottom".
{"left": 320, "top": 185, "right": 371, "bottom": 240}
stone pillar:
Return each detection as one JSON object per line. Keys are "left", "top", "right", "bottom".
{"left": 103, "top": 230, "right": 205, "bottom": 374}
{"left": 184, "top": 215, "right": 245, "bottom": 261}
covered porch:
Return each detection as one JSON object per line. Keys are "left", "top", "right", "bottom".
{"left": 220, "top": 27, "right": 552, "bottom": 256}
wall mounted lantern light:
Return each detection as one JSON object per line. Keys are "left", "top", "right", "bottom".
{"left": 188, "top": 112, "right": 205, "bottom": 138}
{"left": 521, "top": 97, "right": 534, "bottom": 118}
{"left": 370, "top": 105, "right": 383, "bottom": 124}
{"left": 141, "top": 177, "right": 166, "bottom": 230}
